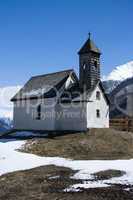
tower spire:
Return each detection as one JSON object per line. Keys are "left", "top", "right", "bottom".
{"left": 78, "top": 33, "right": 101, "bottom": 55}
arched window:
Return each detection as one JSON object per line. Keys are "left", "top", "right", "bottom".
{"left": 96, "top": 91, "right": 100, "bottom": 100}
{"left": 36, "top": 104, "right": 41, "bottom": 120}
{"left": 96, "top": 109, "right": 100, "bottom": 118}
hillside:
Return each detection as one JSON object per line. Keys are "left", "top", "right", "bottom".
{"left": 0, "top": 165, "right": 132, "bottom": 200}
{"left": 1, "top": 129, "right": 133, "bottom": 200}
{"left": 23, "top": 128, "right": 133, "bottom": 160}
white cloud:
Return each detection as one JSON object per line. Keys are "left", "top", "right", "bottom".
{"left": 0, "top": 86, "right": 22, "bottom": 119}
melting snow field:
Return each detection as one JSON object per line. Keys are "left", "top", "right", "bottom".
{"left": 0, "top": 138, "right": 133, "bottom": 190}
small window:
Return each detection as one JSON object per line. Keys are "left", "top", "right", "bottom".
{"left": 36, "top": 104, "right": 41, "bottom": 120}
{"left": 83, "top": 63, "right": 86, "bottom": 70}
{"left": 96, "top": 109, "right": 100, "bottom": 118}
{"left": 96, "top": 91, "right": 101, "bottom": 100}
{"left": 94, "top": 61, "right": 98, "bottom": 68}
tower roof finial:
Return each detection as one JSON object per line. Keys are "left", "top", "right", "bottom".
{"left": 88, "top": 32, "right": 91, "bottom": 39}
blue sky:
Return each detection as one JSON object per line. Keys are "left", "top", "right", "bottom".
{"left": 0, "top": 0, "right": 132, "bottom": 86}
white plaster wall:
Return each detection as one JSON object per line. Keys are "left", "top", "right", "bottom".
{"left": 13, "top": 98, "right": 56, "bottom": 130}
{"left": 87, "top": 85, "right": 109, "bottom": 128}
{"left": 65, "top": 75, "right": 75, "bottom": 89}
{"left": 55, "top": 102, "right": 87, "bottom": 131}
{"left": 13, "top": 98, "right": 87, "bottom": 131}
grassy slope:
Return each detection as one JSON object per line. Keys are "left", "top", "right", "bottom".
{"left": 23, "top": 128, "right": 133, "bottom": 160}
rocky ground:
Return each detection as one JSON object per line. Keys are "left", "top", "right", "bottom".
{"left": 0, "top": 165, "right": 133, "bottom": 200}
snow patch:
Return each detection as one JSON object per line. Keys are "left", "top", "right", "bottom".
{"left": 65, "top": 181, "right": 109, "bottom": 191}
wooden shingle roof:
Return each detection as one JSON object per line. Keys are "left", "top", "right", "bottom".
{"left": 78, "top": 38, "right": 101, "bottom": 55}
{"left": 11, "top": 69, "right": 76, "bottom": 101}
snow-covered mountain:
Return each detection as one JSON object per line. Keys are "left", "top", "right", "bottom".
{"left": 102, "top": 80, "right": 120, "bottom": 94}
{"left": 0, "top": 86, "right": 21, "bottom": 133}
{"left": 103, "top": 61, "right": 133, "bottom": 81}
{"left": 0, "top": 117, "right": 13, "bottom": 132}
{"left": 103, "top": 61, "right": 133, "bottom": 93}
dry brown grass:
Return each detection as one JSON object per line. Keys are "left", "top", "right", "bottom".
{"left": 22, "top": 128, "right": 133, "bottom": 160}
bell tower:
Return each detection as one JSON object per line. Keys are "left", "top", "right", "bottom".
{"left": 78, "top": 33, "right": 101, "bottom": 91}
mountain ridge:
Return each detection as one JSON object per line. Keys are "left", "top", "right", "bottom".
{"left": 103, "top": 61, "right": 133, "bottom": 81}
